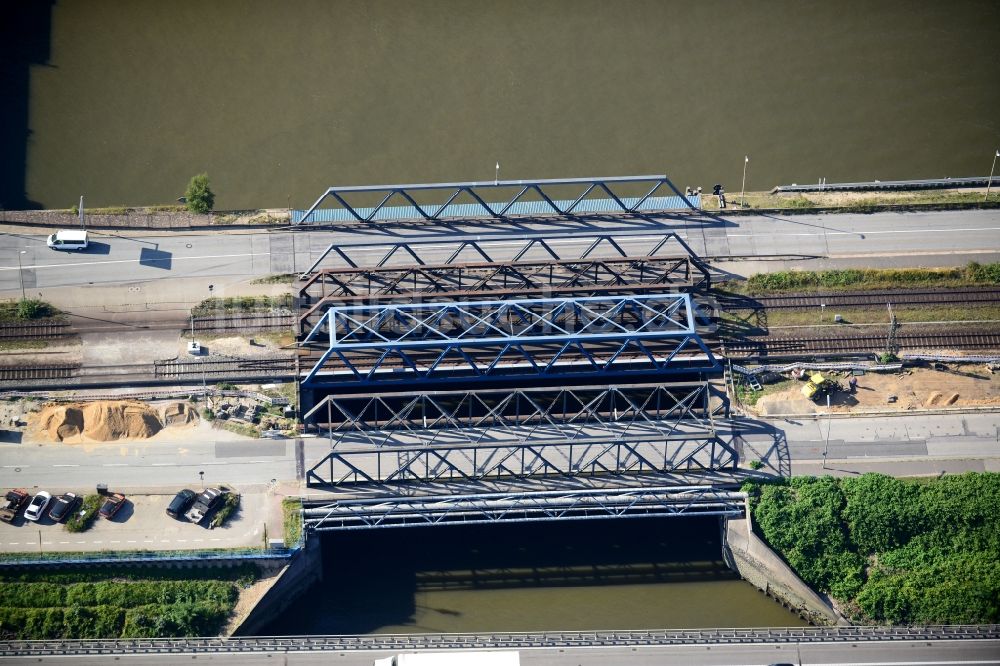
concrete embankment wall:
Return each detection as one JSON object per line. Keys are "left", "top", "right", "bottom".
{"left": 232, "top": 537, "right": 323, "bottom": 636}
{"left": 722, "top": 509, "right": 845, "bottom": 626}
{"left": 1, "top": 209, "right": 287, "bottom": 230}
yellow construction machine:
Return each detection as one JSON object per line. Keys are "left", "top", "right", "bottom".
{"left": 801, "top": 372, "right": 841, "bottom": 401}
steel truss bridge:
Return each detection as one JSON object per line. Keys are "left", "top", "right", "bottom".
{"left": 305, "top": 382, "right": 724, "bottom": 447}
{"left": 300, "top": 293, "right": 717, "bottom": 387}
{"left": 306, "top": 437, "right": 738, "bottom": 488}
{"left": 296, "top": 231, "right": 710, "bottom": 333}
{"left": 293, "top": 175, "right": 697, "bottom": 224}
{"left": 302, "top": 484, "right": 745, "bottom": 531}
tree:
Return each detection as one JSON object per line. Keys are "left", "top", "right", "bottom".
{"left": 184, "top": 173, "right": 215, "bottom": 214}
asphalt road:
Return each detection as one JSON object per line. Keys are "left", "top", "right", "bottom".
{"left": 2, "top": 638, "right": 998, "bottom": 665}
{"left": 2, "top": 209, "right": 999, "bottom": 296}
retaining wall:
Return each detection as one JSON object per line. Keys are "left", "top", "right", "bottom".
{"left": 1, "top": 209, "right": 287, "bottom": 230}
{"left": 723, "top": 508, "right": 844, "bottom": 626}
{"left": 232, "top": 537, "right": 323, "bottom": 636}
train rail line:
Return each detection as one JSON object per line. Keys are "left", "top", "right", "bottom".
{"left": 719, "top": 287, "right": 1000, "bottom": 310}
{"left": 725, "top": 331, "right": 1000, "bottom": 356}
{"left": 0, "top": 364, "right": 79, "bottom": 381}
{"left": 154, "top": 356, "right": 296, "bottom": 379}
{"left": 0, "top": 321, "right": 73, "bottom": 341}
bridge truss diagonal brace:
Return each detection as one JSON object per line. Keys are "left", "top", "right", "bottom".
{"left": 306, "top": 293, "right": 696, "bottom": 348}
{"left": 299, "top": 231, "right": 710, "bottom": 289}
{"left": 305, "top": 434, "right": 739, "bottom": 488}
{"left": 302, "top": 486, "right": 747, "bottom": 531}
{"left": 294, "top": 175, "right": 697, "bottom": 226}
{"left": 303, "top": 382, "right": 726, "bottom": 448}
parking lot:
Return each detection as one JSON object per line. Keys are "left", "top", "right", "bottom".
{"left": 0, "top": 489, "right": 269, "bottom": 553}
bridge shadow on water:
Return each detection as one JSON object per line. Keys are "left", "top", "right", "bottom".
{"left": 259, "top": 515, "right": 734, "bottom": 636}
{"left": 0, "top": 2, "right": 53, "bottom": 211}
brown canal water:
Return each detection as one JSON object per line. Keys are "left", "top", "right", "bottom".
{"left": 256, "top": 517, "right": 808, "bottom": 635}
{"left": 4, "top": 0, "right": 999, "bottom": 211}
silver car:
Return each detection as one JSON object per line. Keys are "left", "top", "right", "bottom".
{"left": 24, "top": 491, "right": 52, "bottom": 521}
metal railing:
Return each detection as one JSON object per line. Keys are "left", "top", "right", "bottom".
{"left": 4, "top": 625, "right": 997, "bottom": 656}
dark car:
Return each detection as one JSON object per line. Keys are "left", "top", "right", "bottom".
{"left": 48, "top": 492, "right": 80, "bottom": 522}
{"left": 184, "top": 487, "right": 223, "bottom": 524}
{"left": 166, "top": 489, "right": 196, "bottom": 519}
{"left": 99, "top": 493, "right": 126, "bottom": 519}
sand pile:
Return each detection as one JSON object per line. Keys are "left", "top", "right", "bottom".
{"left": 163, "top": 402, "right": 198, "bottom": 426}
{"left": 38, "top": 401, "right": 162, "bottom": 442}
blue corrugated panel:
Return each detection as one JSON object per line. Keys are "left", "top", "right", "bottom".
{"left": 293, "top": 194, "right": 698, "bottom": 223}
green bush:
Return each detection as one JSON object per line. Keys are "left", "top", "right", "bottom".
{"left": 15, "top": 299, "right": 51, "bottom": 320}
{"left": 749, "top": 472, "right": 1000, "bottom": 624}
{"left": 184, "top": 173, "right": 215, "bottom": 214}
{"left": 65, "top": 494, "right": 101, "bottom": 533}
{"left": 210, "top": 492, "right": 241, "bottom": 528}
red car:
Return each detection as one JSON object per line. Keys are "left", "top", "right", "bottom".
{"left": 99, "top": 493, "right": 126, "bottom": 519}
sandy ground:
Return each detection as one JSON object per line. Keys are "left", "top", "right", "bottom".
{"left": 755, "top": 366, "right": 1000, "bottom": 416}
{"left": 178, "top": 334, "right": 292, "bottom": 358}
{"left": 12, "top": 399, "right": 251, "bottom": 445}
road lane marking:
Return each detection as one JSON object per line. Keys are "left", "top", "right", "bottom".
{"left": 151, "top": 463, "right": 176, "bottom": 466}
{"left": 53, "top": 464, "right": 79, "bottom": 467}
{"left": 0, "top": 252, "right": 271, "bottom": 272}
{"left": 103, "top": 463, "right": 129, "bottom": 467}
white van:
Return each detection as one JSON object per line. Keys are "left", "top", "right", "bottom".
{"left": 47, "top": 229, "right": 89, "bottom": 250}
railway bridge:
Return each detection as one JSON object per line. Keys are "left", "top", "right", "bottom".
{"left": 291, "top": 176, "right": 739, "bottom": 532}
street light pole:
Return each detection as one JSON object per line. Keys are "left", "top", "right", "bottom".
{"left": 740, "top": 155, "right": 749, "bottom": 208}
{"left": 16, "top": 251, "right": 27, "bottom": 300}
{"left": 986, "top": 149, "right": 1000, "bottom": 202}
{"left": 495, "top": 161, "right": 500, "bottom": 186}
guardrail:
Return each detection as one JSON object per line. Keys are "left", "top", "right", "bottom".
{"left": 2, "top": 625, "right": 997, "bottom": 656}
{"left": 0, "top": 546, "right": 299, "bottom": 568}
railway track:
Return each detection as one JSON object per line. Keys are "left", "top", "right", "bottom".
{"left": 0, "top": 364, "right": 79, "bottom": 381}
{"left": 191, "top": 313, "right": 294, "bottom": 333}
{"left": 0, "top": 321, "right": 73, "bottom": 341}
{"left": 155, "top": 356, "right": 296, "bottom": 378}
{"left": 725, "top": 331, "right": 1000, "bottom": 356}
{"left": 720, "top": 287, "right": 1000, "bottom": 310}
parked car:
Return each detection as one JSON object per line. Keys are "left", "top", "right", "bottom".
{"left": 48, "top": 492, "right": 80, "bottom": 522}
{"left": 1, "top": 489, "right": 30, "bottom": 523}
{"left": 99, "top": 493, "right": 127, "bottom": 519}
{"left": 184, "top": 487, "right": 223, "bottom": 524}
{"left": 24, "top": 491, "right": 52, "bottom": 522}
{"left": 166, "top": 489, "right": 196, "bottom": 519}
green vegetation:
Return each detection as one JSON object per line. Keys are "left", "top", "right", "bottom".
{"left": 732, "top": 262, "right": 1000, "bottom": 295}
{"left": 0, "top": 340, "right": 48, "bottom": 352}
{"left": 282, "top": 498, "right": 303, "bottom": 548}
{"left": 251, "top": 273, "right": 297, "bottom": 285}
{"left": 65, "top": 495, "right": 101, "bottom": 533}
{"left": 220, "top": 421, "right": 260, "bottom": 438}
{"left": 184, "top": 173, "right": 215, "bottom": 214}
{"left": 702, "top": 189, "right": 999, "bottom": 212}
{"left": 201, "top": 408, "right": 215, "bottom": 421}
{"left": 191, "top": 294, "right": 294, "bottom": 317}
{"left": 210, "top": 492, "right": 240, "bottom": 528}
{"left": 0, "top": 299, "right": 59, "bottom": 322}
{"left": 0, "top": 565, "right": 256, "bottom": 639}
{"left": 746, "top": 472, "right": 1000, "bottom": 624}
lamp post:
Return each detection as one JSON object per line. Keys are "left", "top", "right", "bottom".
{"left": 495, "top": 161, "right": 500, "bottom": 186}
{"left": 986, "top": 149, "right": 1000, "bottom": 201}
{"left": 740, "top": 155, "right": 749, "bottom": 208}
{"left": 16, "top": 251, "right": 27, "bottom": 300}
